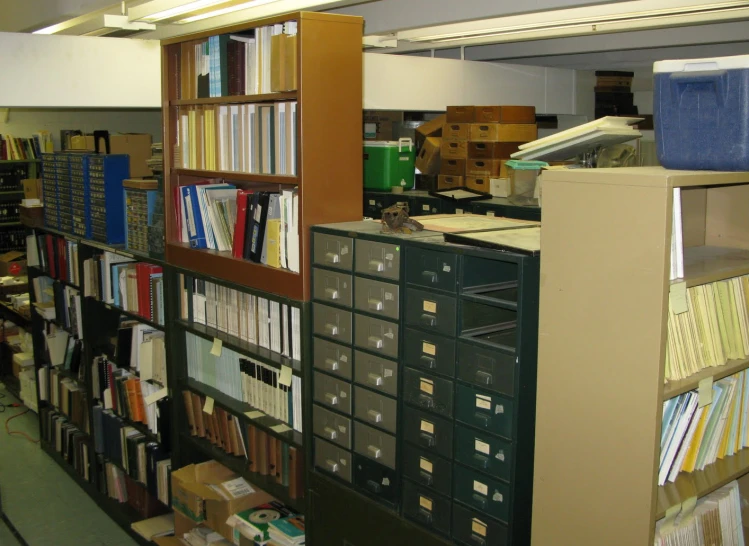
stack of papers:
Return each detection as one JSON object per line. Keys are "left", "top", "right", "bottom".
{"left": 131, "top": 513, "right": 175, "bottom": 541}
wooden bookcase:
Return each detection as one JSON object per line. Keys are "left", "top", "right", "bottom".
{"left": 531, "top": 167, "right": 749, "bottom": 545}
{"left": 160, "top": 11, "right": 363, "bottom": 301}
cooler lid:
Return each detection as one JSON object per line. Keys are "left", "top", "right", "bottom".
{"left": 654, "top": 54, "right": 749, "bottom": 73}
{"left": 363, "top": 138, "right": 414, "bottom": 151}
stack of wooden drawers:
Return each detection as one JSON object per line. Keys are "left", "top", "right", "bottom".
{"left": 438, "top": 106, "right": 538, "bottom": 194}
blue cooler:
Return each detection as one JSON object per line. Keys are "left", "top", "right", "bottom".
{"left": 654, "top": 54, "right": 749, "bottom": 171}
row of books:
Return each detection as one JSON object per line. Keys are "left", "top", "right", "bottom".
{"left": 184, "top": 391, "right": 305, "bottom": 500}
{"left": 666, "top": 275, "right": 749, "bottom": 382}
{"left": 46, "top": 368, "right": 89, "bottom": 432}
{"left": 228, "top": 501, "right": 304, "bottom": 545}
{"left": 28, "top": 234, "right": 80, "bottom": 286}
{"left": 114, "top": 321, "right": 168, "bottom": 384}
{"left": 179, "top": 272, "right": 302, "bottom": 360}
{"left": 180, "top": 22, "right": 298, "bottom": 100}
{"left": 659, "top": 369, "right": 749, "bottom": 485}
{"left": 186, "top": 332, "right": 302, "bottom": 432}
{"left": 40, "top": 406, "right": 91, "bottom": 482}
{"left": 36, "top": 282, "right": 84, "bottom": 339}
{"left": 0, "top": 132, "right": 53, "bottom": 161}
{"left": 654, "top": 480, "right": 743, "bottom": 545}
{"left": 176, "top": 184, "right": 300, "bottom": 272}
{"left": 101, "top": 459, "right": 170, "bottom": 519}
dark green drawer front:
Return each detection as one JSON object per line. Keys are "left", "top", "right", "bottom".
{"left": 404, "top": 408, "right": 453, "bottom": 459}
{"left": 403, "top": 444, "right": 453, "bottom": 498}
{"left": 454, "top": 383, "right": 514, "bottom": 440}
{"left": 454, "top": 426, "right": 513, "bottom": 482}
{"left": 406, "top": 246, "right": 458, "bottom": 292}
{"left": 313, "top": 303, "right": 352, "bottom": 344}
{"left": 353, "top": 453, "right": 399, "bottom": 507}
{"left": 452, "top": 502, "right": 508, "bottom": 546}
{"left": 313, "top": 268, "right": 353, "bottom": 307}
{"left": 313, "top": 232, "right": 354, "bottom": 270}
{"left": 354, "top": 350, "right": 398, "bottom": 397}
{"left": 314, "top": 437, "right": 352, "bottom": 483}
{"left": 403, "top": 328, "right": 456, "bottom": 378}
{"left": 404, "top": 367, "right": 454, "bottom": 419}
{"left": 313, "top": 404, "right": 352, "bottom": 449}
{"left": 313, "top": 338, "right": 352, "bottom": 380}
{"left": 355, "top": 239, "right": 401, "bottom": 281}
{"left": 313, "top": 371, "right": 352, "bottom": 415}
{"left": 453, "top": 465, "right": 510, "bottom": 523}
{"left": 412, "top": 197, "right": 442, "bottom": 216}
{"left": 405, "top": 288, "right": 457, "bottom": 336}
{"left": 403, "top": 480, "right": 452, "bottom": 537}
{"left": 354, "top": 314, "right": 399, "bottom": 359}
{"left": 456, "top": 341, "right": 515, "bottom": 397}
{"left": 354, "top": 277, "right": 400, "bottom": 320}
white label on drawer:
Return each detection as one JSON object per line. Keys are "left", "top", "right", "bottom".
{"left": 487, "top": 211, "right": 495, "bottom": 217}
{"left": 496, "top": 404, "right": 504, "bottom": 414}
{"left": 385, "top": 292, "right": 394, "bottom": 301}
{"left": 476, "top": 395, "right": 492, "bottom": 410}
{"left": 384, "top": 368, "right": 393, "bottom": 378}
{"left": 340, "top": 391, "right": 347, "bottom": 398}
{"left": 456, "top": 208, "right": 464, "bottom": 214}
{"left": 473, "top": 480, "right": 488, "bottom": 496}
{"left": 419, "top": 457, "right": 433, "bottom": 473}
{"left": 385, "top": 253, "right": 394, "bottom": 261}
{"left": 419, "top": 496, "right": 433, "bottom": 511}
{"left": 340, "top": 458, "right": 347, "bottom": 466}
{"left": 369, "top": 199, "right": 376, "bottom": 205}
{"left": 341, "top": 246, "right": 348, "bottom": 255}
{"left": 496, "top": 451, "right": 505, "bottom": 462}
{"left": 472, "top": 519, "right": 487, "bottom": 537}
{"left": 420, "top": 378, "right": 434, "bottom": 395}
{"left": 475, "top": 439, "right": 491, "bottom": 455}
{"left": 340, "top": 354, "right": 348, "bottom": 363}
{"left": 422, "top": 204, "right": 430, "bottom": 211}
{"left": 382, "top": 477, "right": 390, "bottom": 486}
{"left": 423, "top": 300, "right": 437, "bottom": 313}
{"left": 420, "top": 420, "right": 434, "bottom": 434}
{"left": 442, "top": 264, "right": 451, "bottom": 273}
{"left": 493, "top": 491, "right": 504, "bottom": 503}
{"left": 422, "top": 342, "right": 436, "bottom": 356}
{"left": 338, "top": 425, "right": 347, "bottom": 433}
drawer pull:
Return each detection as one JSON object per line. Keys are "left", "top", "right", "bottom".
{"left": 323, "top": 426, "right": 338, "bottom": 441}
{"left": 472, "top": 494, "right": 488, "bottom": 509}
{"left": 473, "top": 453, "right": 490, "bottom": 469}
{"left": 367, "top": 298, "right": 384, "bottom": 311}
{"left": 475, "top": 370, "right": 493, "bottom": 386}
{"left": 474, "top": 412, "right": 491, "bottom": 427}
{"left": 324, "top": 393, "right": 339, "bottom": 406}
{"left": 324, "top": 287, "right": 339, "bottom": 300}
{"left": 420, "top": 313, "right": 437, "bottom": 327}
{"left": 367, "top": 445, "right": 382, "bottom": 459}
{"left": 366, "top": 480, "right": 382, "bottom": 493}
{"left": 368, "top": 336, "right": 384, "bottom": 349}
{"left": 419, "top": 470, "right": 434, "bottom": 486}
{"left": 367, "top": 373, "right": 383, "bottom": 387}
{"left": 367, "top": 409, "right": 383, "bottom": 423}
{"left": 324, "top": 252, "right": 340, "bottom": 264}
{"left": 324, "top": 323, "right": 339, "bottom": 337}
{"left": 420, "top": 355, "right": 436, "bottom": 369}
{"left": 422, "top": 270, "right": 438, "bottom": 284}
{"left": 417, "top": 508, "right": 433, "bottom": 524}
{"left": 325, "top": 459, "right": 339, "bottom": 473}
{"left": 419, "top": 393, "right": 434, "bottom": 408}
{"left": 470, "top": 536, "right": 487, "bottom": 546}
{"left": 324, "top": 358, "right": 340, "bottom": 372}
{"left": 419, "top": 432, "right": 435, "bottom": 447}
{"left": 368, "top": 259, "right": 385, "bottom": 272}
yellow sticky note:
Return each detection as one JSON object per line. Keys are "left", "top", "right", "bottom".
{"left": 270, "top": 423, "right": 292, "bottom": 433}
{"left": 698, "top": 376, "right": 714, "bottom": 408}
{"left": 245, "top": 410, "right": 265, "bottom": 419}
{"left": 203, "top": 396, "right": 215, "bottom": 415}
{"left": 210, "top": 338, "right": 222, "bottom": 356}
{"left": 279, "top": 365, "right": 292, "bottom": 387}
{"left": 670, "top": 282, "right": 688, "bottom": 314}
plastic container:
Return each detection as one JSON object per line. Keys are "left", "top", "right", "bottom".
{"left": 363, "top": 138, "right": 415, "bottom": 190}
{"left": 506, "top": 160, "right": 547, "bottom": 206}
{"left": 654, "top": 54, "right": 749, "bottom": 171}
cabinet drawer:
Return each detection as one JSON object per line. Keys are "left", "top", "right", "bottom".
{"left": 403, "top": 328, "right": 456, "bottom": 378}
{"left": 313, "top": 268, "right": 353, "bottom": 307}
{"left": 406, "top": 246, "right": 458, "bottom": 292}
{"left": 456, "top": 342, "right": 515, "bottom": 397}
{"left": 354, "top": 386, "right": 398, "bottom": 434}
{"left": 354, "top": 314, "right": 399, "bottom": 359}
{"left": 403, "top": 444, "right": 453, "bottom": 498}
{"left": 404, "top": 368, "right": 454, "bottom": 418}
{"left": 403, "top": 480, "right": 452, "bottom": 536}
{"left": 313, "top": 338, "right": 352, "bottom": 380}
{"left": 354, "top": 277, "right": 399, "bottom": 320}
{"left": 454, "top": 426, "right": 513, "bottom": 482}
{"left": 354, "top": 350, "right": 398, "bottom": 397}
{"left": 452, "top": 503, "right": 508, "bottom": 546}
{"left": 314, "top": 437, "right": 352, "bottom": 482}
{"left": 404, "top": 409, "right": 453, "bottom": 459}
{"left": 453, "top": 465, "right": 510, "bottom": 523}
{"left": 313, "top": 233, "right": 353, "bottom": 270}
{"left": 455, "top": 384, "right": 513, "bottom": 439}
{"left": 313, "top": 304, "right": 352, "bottom": 344}
{"left": 313, "top": 371, "right": 352, "bottom": 415}
{"left": 353, "top": 421, "right": 397, "bottom": 469}
{"left": 352, "top": 453, "right": 399, "bottom": 506}
{"left": 405, "top": 288, "right": 457, "bottom": 336}
{"left": 355, "top": 239, "right": 400, "bottom": 280}
{"left": 313, "top": 404, "right": 352, "bottom": 449}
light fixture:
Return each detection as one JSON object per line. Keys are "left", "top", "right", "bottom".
{"left": 33, "top": 14, "right": 156, "bottom": 36}
{"left": 128, "top": 0, "right": 234, "bottom": 23}
{"left": 175, "top": 0, "right": 281, "bottom": 23}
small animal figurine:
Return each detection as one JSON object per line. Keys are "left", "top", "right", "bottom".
{"left": 381, "top": 204, "right": 424, "bottom": 234}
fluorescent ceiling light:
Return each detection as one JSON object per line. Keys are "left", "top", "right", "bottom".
{"left": 33, "top": 14, "right": 155, "bottom": 36}
{"left": 175, "top": 0, "right": 281, "bottom": 23}
{"left": 129, "top": 0, "right": 234, "bottom": 22}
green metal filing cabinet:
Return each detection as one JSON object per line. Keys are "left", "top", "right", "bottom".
{"left": 308, "top": 220, "right": 540, "bottom": 546}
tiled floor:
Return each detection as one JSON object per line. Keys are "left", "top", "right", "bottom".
{"left": 0, "top": 382, "right": 139, "bottom": 546}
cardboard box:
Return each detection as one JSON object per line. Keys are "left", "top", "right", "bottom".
{"left": 440, "top": 158, "right": 466, "bottom": 176}
{"left": 172, "top": 511, "right": 200, "bottom": 539}
{"left": 438, "top": 175, "right": 463, "bottom": 190}
{"left": 22, "top": 179, "right": 42, "bottom": 201}
{"left": 415, "top": 137, "right": 441, "bottom": 175}
{"left": 474, "top": 106, "right": 536, "bottom": 124}
{"left": 442, "top": 123, "right": 470, "bottom": 141}
{"left": 70, "top": 133, "right": 153, "bottom": 177}
{"left": 206, "top": 483, "right": 273, "bottom": 542}
{"left": 440, "top": 140, "right": 468, "bottom": 160}
{"left": 12, "top": 352, "right": 33, "bottom": 378}
{"left": 415, "top": 115, "right": 446, "bottom": 142}
{"left": 470, "top": 123, "right": 538, "bottom": 143}
{"left": 0, "top": 251, "right": 27, "bottom": 276}
{"left": 446, "top": 106, "right": 476, "bottom": 123}
{"left": 490, "top": 178, "right": 511, "bottom": 197}
{"left": 20, "top": 206, "right": 44, "bottom": 228}
{"left": 467, "top": 159, "right": 507, "bottom": 178}
{"left": 468, "top": 142, "right": 522, "bottom": 159}
{"left": 364, "top": 111, "right": 404, "bottom": 141}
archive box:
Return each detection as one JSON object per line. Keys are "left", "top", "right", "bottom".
{"left": 363, "top": 139, "right": 416, "bottom": 190}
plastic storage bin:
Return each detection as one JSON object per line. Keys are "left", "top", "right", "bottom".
{"left": 363, "top": 138, "right": 415, "bottom": 190}
{"left": 506, "top": 160, "right": 547, "bottom": 206}
{"left": 654, "top": 54, "right": 749, "bottom": 171}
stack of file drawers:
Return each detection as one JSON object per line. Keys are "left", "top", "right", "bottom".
{"left": 42, "top": 153, "right": 59, "bottom": 229}
{"left": 86, "top": 154, "right": 129, "bottom": 244}
{"left": 55, "top": 153, "right": 73, "bottom": 234}
{"left": 69, "top": 153, "right": 90, "bottom": 238}
{"left": 309, "top": 221, "right": 540, "bottom": 546}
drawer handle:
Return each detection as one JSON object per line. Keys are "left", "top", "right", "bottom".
{"left": 367, "top": 445, "right": 382, "bottom": 459}
{"left": 324, "top": 252, "right": 340, "bottom": 264}
{"left": 419, "top": 470, "right": 434, "bottom": 486}
{"left": 323, "top": 426, "right": 338, "bottom": 441}
{"left": 470, "top": 536, "right": 487, "bottom": 546}
{"left": 419, "top": 432, "right": 435, "bottom": 447}
{"left": 367, "top": 373, "right": 383, "bottom": 387}
{"left": 324, "top": 287, "right": 339, "bottom": 300}
{"left": 420, "top": 355, "right": 436, "bottom": 369}
{"left": 422, "top": 270, "right": 438, "bottom": 284}
{"left": 324, "top": 323, "right": 339, "bottom": 337}
{"left": 367, "top": 298, "right": 384, "bottom": 311}
{"left": 325, "top": 459, "right": 339, "bottom": 473}
{"left": 366, "top": 480, "right": 382, "bottom": 493}
{"left": 417, "top": 508, "right": 433, "bottom": 523}
{"left": 420, "top": 313, "right": 436, "bottom": 327}
{"left": 475, "top": 370, "right": 493, "bottom": 386}
{"left": 324, "top": 358, "right": 340, "bottom": 372}
{"left": 368, "top": 259, "right": 385, "bottom": 272}
{"left": 472, "top": 493, "right": 488, "bottom": 508}
{"left": 474, "top": 412, "right": 492, "bottom": 427}
{"left": 368, "top": 336, "right": 384, "bottom": 349}
{"left": 324, "top": 393, "right": 339, "bottom": 406}
{"left": 419, "top": 393, "right": 434, "bottom": 408}
{"left": 367, "top": 409, "right": 383, "bottom": 423}
{"left": 473, "top": 453, "right": 490, "bottom": 469}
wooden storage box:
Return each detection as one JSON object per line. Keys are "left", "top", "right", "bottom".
{"left": 440, "top": 158, "right": 466, "bottom": 176}
{"left": 443, "top": 123, "right": 470, "bottom": 141}
{"left": 468, "top": 142, "right": 522, "bottom": 159}
{"left": 467, "top": 159, "right": 507, "bottom": 177}
{"left": 415, "top": 137, "right": 441, "bottom": 175}
{"left": 474, "top": 105, "right": 536, "bottom": 124}
{"left": 441, "top": 141, "right": 468, "bottom": 160}
{"left": 446, "top": 106, "right": 476, "bottom": 123}
{"left": 438, "top": 175, "right": 463, "bottom": 189}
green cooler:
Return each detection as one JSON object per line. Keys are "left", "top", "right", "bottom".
{"left": 363, "top": 138, "right": 415, "bottom": 190}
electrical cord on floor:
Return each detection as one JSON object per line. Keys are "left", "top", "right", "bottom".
{"left": 4, "top": 406, "right": 38, "bottom": 444}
